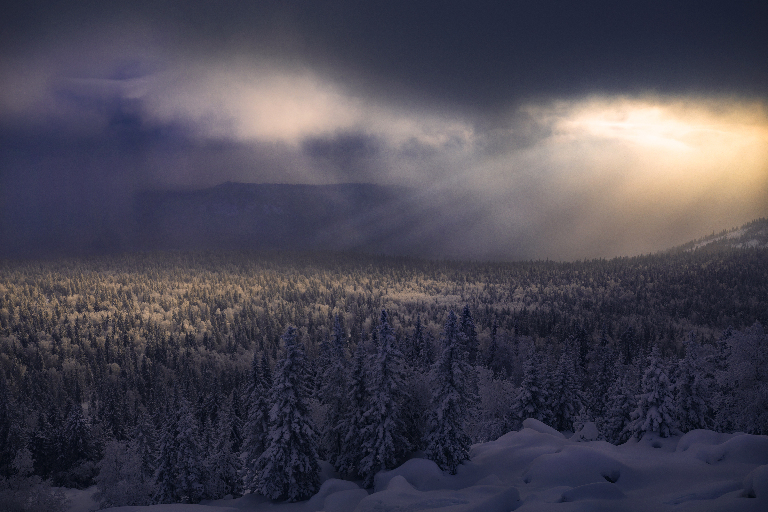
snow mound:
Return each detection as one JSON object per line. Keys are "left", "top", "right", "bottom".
{"left": 468, "top": 428, "right": 566, "bottom": 486}
{"left": 305, "top": 478, "right": 362, "bottom": 510}
{"left": 322, "top": 489, "right": 369, "bottom": 512}
{"left": 560, "top": 482, "right": 626, "bottom": 502}
{"left": 522, "top": 418, "right": 565, "bottom": 438}
{"left": 743, "top": 464, "right": 768, "bottom": 501}
{"left": 103, "top": 505, "right": 239, "bottom": 512}
{"left": 356, "top": 477, "right": 521, "bottom": 512}
{"left": 676, "top": 429, "right": 736, "bottom": 453}
{"left": 572, "top": 422, "right": 600, "bottom": 442}
{"left": 694, "top": 434, "right": 768, "bottom": 465}
{"left": 374, "top": 458, "right": 448, "bottom": 492}
{"left": 522, "top": 444, "right": 626, "bottom": 488}
{"left": 80, "top": 427, "right": 768, "bottom": 512}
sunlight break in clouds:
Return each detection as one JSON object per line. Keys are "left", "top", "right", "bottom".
{"left": 538, "top": 96, "right": 768, "bottom": 187}
{"left": 473, "top": 96, "right": 768, "bottom": 259}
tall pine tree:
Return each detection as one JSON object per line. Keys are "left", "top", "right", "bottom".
{"left": 674, "top": 333, "right": 713, "bottom": 432}
{"left": 425, "top": 311, "right": 476, "bottom": 474}
{"left": 628, "top": 346, "right": 677, "bottom": 439}
{"left": 319, "top": 315, "right": 349, "bottom": 466}
{"left": 358, "top": 310, "right": 411, "bottom": 487}
{"left": 510, "top": 345, "right": 552, "bottom": 429}
{"left": 335, "top": 334, "right": 369, "bottom": 479}
{"left": 254, "top": 326, "right": 320, "bottom": 502}
{"left": 550, "top": 347, "right": 583, "bottom": 432}
{"left": 243, "top": 352, "right": 271, "bottom": 491}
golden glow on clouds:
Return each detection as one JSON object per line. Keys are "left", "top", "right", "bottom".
{"left": 498, "top": 96, "right": 768, "bottom": 257}
{"left": 544, "top": 97, "right": 768, "bottom": 196}
{"left": 148, "top": 62, "right": 476, "bottom": 151}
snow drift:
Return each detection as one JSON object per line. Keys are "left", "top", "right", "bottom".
{"left": 89, "top": 421, "right": 768, "bottom": 512}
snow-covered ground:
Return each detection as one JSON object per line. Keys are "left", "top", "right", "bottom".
{"left": 71, "top": 419, "right": 767, "bottom": 512}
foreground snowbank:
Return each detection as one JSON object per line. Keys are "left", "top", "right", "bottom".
{"left": 91, "top": 421, "right": 767, "bottom": 512}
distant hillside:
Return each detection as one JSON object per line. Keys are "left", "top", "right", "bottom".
{"left": 671, "top": 218, "right": 768, "bottom": 253}
{"left": 133, "top": 182, "right": 430, "bottom": 255}
{"left": 3, "top": 179, "right": 766, "bottom": 261}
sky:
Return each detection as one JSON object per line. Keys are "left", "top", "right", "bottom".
{"left": 1, "top": 0, "right": 767, "bottom": 260}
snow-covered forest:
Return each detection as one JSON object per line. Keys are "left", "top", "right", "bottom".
{"left": 1, "top": 246, "right": 767, "bottom": 510}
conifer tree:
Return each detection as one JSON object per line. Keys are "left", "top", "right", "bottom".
{"left": 716, "top": 323, "right": 768, "bottom": 434}
{"left": 510, "top": 345, "right": 552, "bottom": 428}
{"left": 602, "top": 363, "right": 637, "bottom": 445}
{"left": 425, "top": 311, "right": 476, "bottom": 474}
{"left": 674, "top": 334, "right": 713, "bottom": 432}
{"left": 153, "top": 404, "right": 178, "bottom": 504}
{"left": 358, "top": 310, "right": 411, "bottom": 487}
{"left": 413, "top": 315, "right": 434, "bottom": 369}
{"left": 205, "top": 394, "right": 243, "bottom": 499}
{"left": 319, "top": 315, "right": 349, "bottom": 466}
{"left": 586, "top": 335, "right": 617, "bottom": 420}
{"left": 243, "top": 352, "right": 271, "bottom": 490}
{"left": 628, "top": 346, "right": 677, "bottom": 439}
{"left": 460, "top": 305, "right": 479, "bottom": 366}
{"left": 95, "top": 439, "right": 154, "bottom": 507}
{"left": 550, "top": 347, "right": 583, "bottom": 432}
{"left": 131, "top": 409, "right": 157, "bottom": 490}
{"left": 61, "top": 400, "right": 92, "bottom": 470}
{"left": 254, "top": 326, "right": 320, "bottom": 502}
{"left": 336, "top": 335, "right": 369, "bottom": 478}
{"left": 173, "top": 396, "right": 205, "bottom": 503}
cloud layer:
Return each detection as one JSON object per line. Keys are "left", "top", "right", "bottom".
{"left": 1, "top": 1, "right": 766, "bottom": 259}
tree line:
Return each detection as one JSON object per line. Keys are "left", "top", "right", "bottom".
{"left": 0, "top": 248, "right": 766, "bottom": 507}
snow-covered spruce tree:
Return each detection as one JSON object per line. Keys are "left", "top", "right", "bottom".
{"left": 510, "top": 344, "right": 552, "bottom": 429}
{"left": 425, "top": 310, "right": 477, "bottom": 474}
{"left": 358, "top": 310, "right": 411, "bottom": 488}
{"left": 319, "top": 315, "right": 349, "bottom": 466}
{"left": 131, "top": 408, "right": 158, "bottom": 494}
{"left": 474, "top": 366, "right": 517, "bottom": 442}
{"left": 205, "top": 394, "right": 243, "bottom": 500}
{"left": 550, "top": 346, "right": 584, "bottom": 432}
{"left": 460, "top": 305, "right": 479, "bottom": 366}
{"left": 413, "top": 315, "right": 435, "bottom": 369}
{"left": 335, "top": 334, "right": 369, "bottom": 478}
{"left": 717, "top": 322, "right": 768, "bottom": 434}
{"left": 674, "top": 333, "right": 714, "bottom": 432}
{"left": 0, "top": 448, "right": 67, "bottom": 512}
{"left": 0, "top": 376, "right": 25, "bottom": 479}
{"left": 711, "top": 327, "right": 736, "bottom": 432}
{"left": 586, "top": 332, "right": 617, "bottom": 420}
{"left": 94, "top": 439, "right": 154, "bottom": 507}
{"left": 602, "top": 362, "right": 637, "bottom": 445}
{"left": 254, "top": 326, "right": 320, "bottom": 502}
{"left": 628, "top": 346, "right": 677, "bottom": 439}
{"left": 173, "top": 395, "right": 206, "bottom": 503}
{"left": 152, "top": 403, "right": 178, "bottom": 504}
{"left": 243, "top": 352, "right": 272, "bottom": 491}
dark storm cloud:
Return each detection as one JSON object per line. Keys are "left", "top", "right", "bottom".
{"left": 5, "top": 1, "right": 766, "bottom": 110}
{"left": 1, "top": 1, "right": 767, "bottom": 259}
